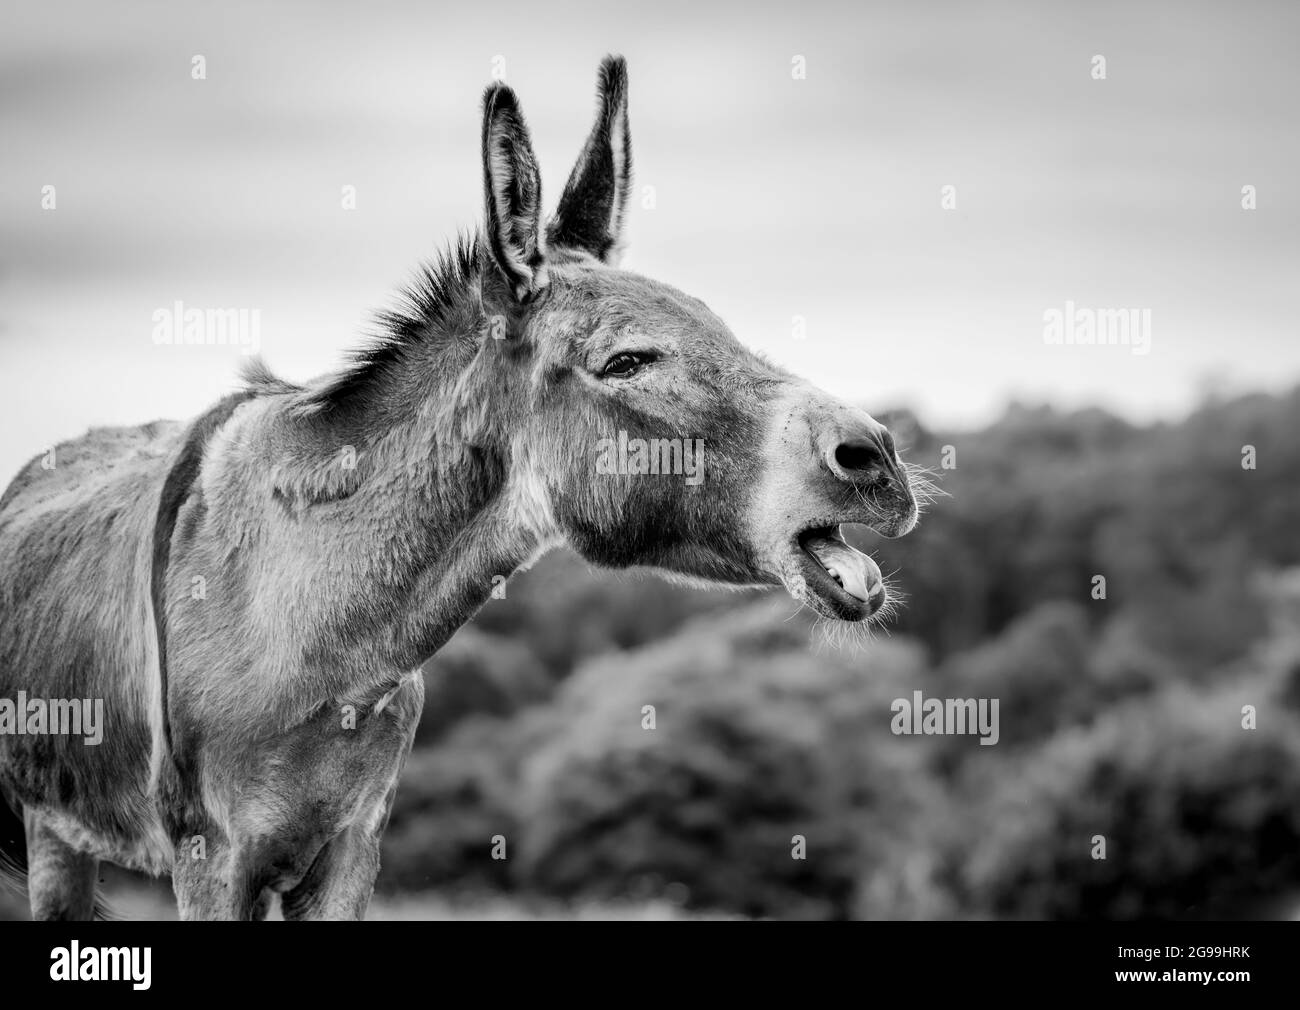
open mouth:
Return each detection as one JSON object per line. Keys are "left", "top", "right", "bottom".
{"left": 796, "top": 524, "right": 886, "bottom": 621}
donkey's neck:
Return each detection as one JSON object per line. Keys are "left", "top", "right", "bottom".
{"left": 239, "top": 351, "right": 553, "bottom": 680}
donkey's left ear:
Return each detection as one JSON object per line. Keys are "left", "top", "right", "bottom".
{"left": 481, "top": 83, "right": 548, "bottom": 305}
{"left": 547, "top": 55, "right": 632, "bottom": 265}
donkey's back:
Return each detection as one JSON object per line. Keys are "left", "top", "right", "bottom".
{"left": 0, "top": 419, "right": 183, "bottom": 874}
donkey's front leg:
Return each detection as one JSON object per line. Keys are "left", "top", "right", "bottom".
{"left": 280, "top": 795, "right": 394, "bottom": 921}
{"left": 171, "top": 839, "right": 267, "bottom": 921}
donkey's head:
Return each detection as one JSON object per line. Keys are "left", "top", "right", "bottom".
{"left": 464, "top": 57, "right": 921, "bottom": 622}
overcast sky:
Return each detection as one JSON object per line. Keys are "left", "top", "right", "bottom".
{"left": 2, "top": 0, "right": 1298, "bottom": 484}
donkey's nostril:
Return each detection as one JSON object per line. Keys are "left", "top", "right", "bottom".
{"left": 833, "top": 440, "right": 885, "bottom": 475}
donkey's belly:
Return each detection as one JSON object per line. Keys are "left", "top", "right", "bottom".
{"left": 35, "top": 803, "right": 173, "bottom": 875}
{"left": 0, "top": 419, "right": 184, "bottom": 874}
{"left": 0, "top": 691, "right": 173, "bottom": 873}
{"left": 0, "top": 634, "right": 175, "bottom": 873}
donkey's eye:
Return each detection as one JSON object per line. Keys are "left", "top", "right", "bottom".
{"left": 601, "top": 351, "right": 655, "bottom": 379}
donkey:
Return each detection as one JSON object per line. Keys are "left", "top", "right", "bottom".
{"left": 0, "top": 56, "right": 921, "bottom": 920}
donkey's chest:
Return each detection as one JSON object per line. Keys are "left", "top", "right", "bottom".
{"left": 183, "top": 668, "right": 424, "bottom": 836}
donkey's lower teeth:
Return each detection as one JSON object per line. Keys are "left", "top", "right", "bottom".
{"left": 803, "top": 528, "right": 877, "bottom": 603}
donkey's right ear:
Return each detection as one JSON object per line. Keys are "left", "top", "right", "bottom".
{"left": 481, "top": 83, "right": 548, "bottom": 306}
{"left": 547, "top": 55, "right": 632, "bottom": 264}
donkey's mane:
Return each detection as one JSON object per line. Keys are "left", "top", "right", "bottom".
{"left": 244, "top": 233, "right": 486, "bottom": 412}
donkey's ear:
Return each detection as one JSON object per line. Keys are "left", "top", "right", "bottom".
{"left": 481, "top": 83, "right": 547, "bottom": 304}
{"left": 547, "top": 55, "right": 632, "bottom": 264}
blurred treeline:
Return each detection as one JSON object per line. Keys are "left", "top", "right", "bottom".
{"left": 379, "top": 386, "right": 1300, "bottom": 919}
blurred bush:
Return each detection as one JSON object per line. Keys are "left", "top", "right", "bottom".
{"left": 416, "top": 627, "right": 552, "bottom": 746}
{"left": 471, "top": 551, "right": 752, "bottom": 676}
{"left": 937, "top": 602, "right": 1093, "bottom": 749}
{"left": 958, "top": 685, "right": 1300, "bottom": 919}
{"left": 382, "top": 714, "right": 535, "bottom": 893}
{"left": 510, "top": 602, "right": 934, "bottom": 918}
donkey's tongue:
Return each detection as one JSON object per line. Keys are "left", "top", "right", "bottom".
{"left": 805, "top": 532, "right": 878, "bottom": 602}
